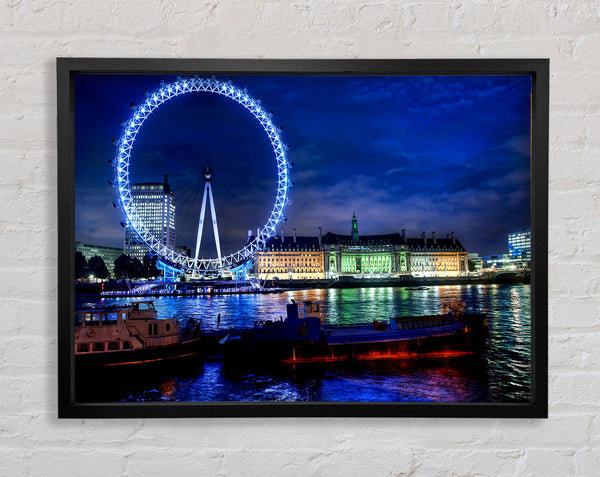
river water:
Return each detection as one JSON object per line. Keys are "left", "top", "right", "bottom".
{"left": 76, "top": 284, "right": 531, "bottom": 403}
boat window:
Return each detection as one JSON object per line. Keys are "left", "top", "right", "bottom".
{"left": 77, "top": 343, "right": 89, "bottom": 352}
{"left": 105, "top": 312, "right": 118, "bottom": 325}
{"left": 93, "top": 342, "right": 105, "bottom": 352}
{"left": 107, "top": 342, "right": 120, "bottom": 351}
{"left": 123, "top": 341, "right": 133, "bottom": 350}
{"left": 86, "top": 314, "right": 100, "bottom": 326}
{"left": 166, "top": 323, "right": 170, "bottom": 332}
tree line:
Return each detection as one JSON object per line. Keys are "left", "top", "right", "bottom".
{"left": 75, "top": 252, "right": 159, "bottom": 280}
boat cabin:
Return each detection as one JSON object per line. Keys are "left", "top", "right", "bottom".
{"left": 129, "top": 301, "right": 159, "bottom": 319}
{"left": 74, "top": 306, "right": 136, "bottom": 355}
{"left": 74, "top": 302, "right": 183, "bottom": 355}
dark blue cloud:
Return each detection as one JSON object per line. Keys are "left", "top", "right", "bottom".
{"left": 75, "top": 73, "right": 531, "bottom": 256}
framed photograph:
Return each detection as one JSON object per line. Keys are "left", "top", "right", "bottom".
{"left": 58, "top": 58, "right": 548, "bottom": 418}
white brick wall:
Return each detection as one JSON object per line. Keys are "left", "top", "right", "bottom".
{"left": 1, "top": 1, "right": 598, "bottom": 475}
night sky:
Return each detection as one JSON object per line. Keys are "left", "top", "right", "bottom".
{"left": 75, "top": 73, "right": 531, "bottom": 257}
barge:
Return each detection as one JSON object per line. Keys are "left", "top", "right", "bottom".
{"left": 75, "top": 301, "right": 204, "bottom": 369}
{"left": 219, "top": 301, "right": 489, "bottom": 364}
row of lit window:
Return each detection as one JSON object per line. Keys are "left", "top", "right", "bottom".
{"left": 260, "top": 253, "right": 320, "bottom": 257}
{"left": 259, "top": 268, "right": 321, "bottom": 272}
{"left": 342, "top": 257, "right": 391, "bottom": 263}
{"left": 260, "top": 257, "right": 319, "bottom": 262}
{"left": 414, "top": 266, "right": 459, "bottom": 271}
{"left": 413, "top": 258, "right": 458, "bottom": 263}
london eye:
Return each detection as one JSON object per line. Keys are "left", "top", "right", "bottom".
{"left": 112, "top": 77, "right": 290, "bottom": 274}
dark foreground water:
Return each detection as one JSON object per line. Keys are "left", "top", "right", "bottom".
{"left": 76, "top": 284, "right": 531, "bottom": 403}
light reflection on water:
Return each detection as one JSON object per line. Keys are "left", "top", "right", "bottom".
{"left": 76, "top": 284, "right": 531, "bottom": 403}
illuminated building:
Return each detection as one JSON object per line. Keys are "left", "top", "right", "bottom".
{"left": 75, "top": 242, "right": 123, "bottom": 278}
{"left": 322, "top": 233, "right": 407, "bottom": 278}
{"left": 322, "top": 213, "right": 408, "bottom": 277}
{"left": 481, "top": 254, "right": 511, "bottom": 270}
{"left": 468, "top": 253, "right": 483, "bottom": 272}
{"left": 124, "top": 176, "right": 176, "bottom": 262}
{"left": 508, "top": 229, "right": 531, "bottom": 261}
{"left": 255, "top": 229, "right": 324, "bottom": 280}
{"left": 406, "top": 231, "right": 468, "bottom": 277}
{"left": 254, "top": 215, "right": 469, "bottom": 280}
{"left": 323, "top": 214, "right": 468, "bottom": 278}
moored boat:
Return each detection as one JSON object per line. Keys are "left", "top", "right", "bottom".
{"left": 219, "top": 301, "right": 489, "bottom": 364}
{"left": 75, "top": 301, "right": 204, "bottom": 369}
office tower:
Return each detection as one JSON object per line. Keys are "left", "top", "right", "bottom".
{"left": 124, "top": 175, "right": 175, "bottom": 261}
{"left": 508, "top": 230, "right": 531, "bottom": 261}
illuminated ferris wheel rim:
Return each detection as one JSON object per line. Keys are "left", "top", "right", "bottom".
{"left": 114, "top": 76, "right": 290, "bottom": 272}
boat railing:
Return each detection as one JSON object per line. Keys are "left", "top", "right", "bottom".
{"left": 143, "top": 334, "right": 181, "bottom": 348}
{"left": 131, "top": 334, "right": 145, "bottom": 347}
{"left": 322, "top": 315, "right": 463, "bottom": 332}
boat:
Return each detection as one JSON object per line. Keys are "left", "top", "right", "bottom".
{"left": 405, "top": 286, "right": 429, "bottom": 290}
{"left": 74, "top": 301, "right": 204, "bottom": 369}
{"left": 218, "top": 301, "right": 489, "bottom": 364}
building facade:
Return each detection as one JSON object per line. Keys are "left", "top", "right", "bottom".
{"left": 254, "top": 231, "right": 324, "bottom": 280}
{"left": 405, "top": 232, "right": 468, "bottom": 277}
{"left": 322, "top": 231, "right": 409, "bottom": 277}
{"left": 323, "top": 228, "right": 468, "bottom": 278}
{"left": 481, "top": 254, "right": 511, "bottom": 270}
{"left": 255, "top": 214, "right": 469, "bottom": 280}
{"left": 124, "top": 176, "right": 176, "bottom": 262}
{"left": 508, "top": 229, "right": 531, "bottom": 262}
{"left": 468, "top": 252, "right": 483, "bottom": 272}
{"left": 75, "top": 242, "right": 123, "bottom": 278}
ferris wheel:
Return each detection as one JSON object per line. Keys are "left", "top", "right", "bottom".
{"left": 112, "top": 76, "right": 290, "bottom": 273}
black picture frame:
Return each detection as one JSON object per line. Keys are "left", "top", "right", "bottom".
{"left": 58, "top": 58, "right": 548, "bottom": 418}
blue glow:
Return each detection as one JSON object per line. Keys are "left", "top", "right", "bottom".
{"left": 113, "top": 77, "right": 290, "bottom": 273}
{"left": 76, "top": 74, "right": 531, "bottom": 258}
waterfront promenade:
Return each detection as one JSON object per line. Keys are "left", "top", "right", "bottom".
{"left": 76, "top": 271, "right": 529, "bottom": 297}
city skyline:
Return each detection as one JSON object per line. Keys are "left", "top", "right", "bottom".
{"left": 75, "top": 73, "right": 532, "bottom": 257}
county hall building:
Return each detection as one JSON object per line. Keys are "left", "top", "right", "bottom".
{"left": 254, "top": 213, "right": 469, "bottom": 280}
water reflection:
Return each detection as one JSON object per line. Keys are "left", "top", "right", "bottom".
{"left": 76, "top": 284, "right": 531, "bottom": 403}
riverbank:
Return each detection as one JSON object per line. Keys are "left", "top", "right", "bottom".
{"left": 75, "top": 273, "right": 529, "bottom": 297}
